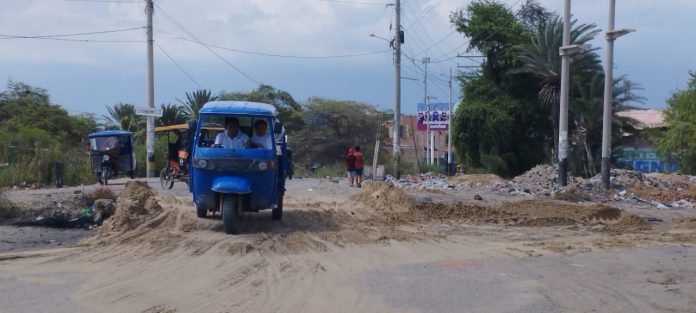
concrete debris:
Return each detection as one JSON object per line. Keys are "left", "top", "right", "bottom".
{"left": 383, "top": 164, "right": 696, "bottom": 209}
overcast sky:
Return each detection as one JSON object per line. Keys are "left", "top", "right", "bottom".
{"left": 1, "top": 0, "right": 694, "bottom": 116}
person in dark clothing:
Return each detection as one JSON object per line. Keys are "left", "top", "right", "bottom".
{"left": 345, "top": 147, "right": 356, "bottom": 187}
{"left": 353, "top": 146, "right": 365, "bottom": 188}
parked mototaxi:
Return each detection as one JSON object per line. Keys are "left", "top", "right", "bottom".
{"left": 190, "top": 101, "right": 288, "bottom": 234}
{"left": 88, "top": 130, "right": 136, "bottom": 185}
{"left": 155, "top": 121, "right": 217, "bottom": 189}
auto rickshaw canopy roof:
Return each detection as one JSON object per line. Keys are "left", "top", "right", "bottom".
{"left": 88, "top": 130, "right": 133, "bottom": 138}
{"left": 199, "top": 101, "right": 277, "bottom": 116}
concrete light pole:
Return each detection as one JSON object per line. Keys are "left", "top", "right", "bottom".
{"left": 557, "top": 0, "right": 571, "bottom": 186}
{"left": 601, "top": 0, "right": 635, "bottom": 189}
{"left": 447, "top": 67, "right": 453, "bottom": 175}
{"left": 392, "top": 0, "right": 402, "bottom": 179}
{"left": 145, "top": 0, "right": 156, "bottom": 178}
{"left": 422, "top": 56, "right": 430, "bottom": 164}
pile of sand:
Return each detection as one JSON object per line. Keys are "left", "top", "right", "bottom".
{"left": 673, "top": 218, "right": 696, "bottom": 230}
{"left": 99, "top": 181, "right": 162, "bottom": 233}
{"left": 350, "top": 182, "right": 416, "bottom": 213}
{"left": 448, "top": 174, "right": 506, "bottom": 186}
{"left": 352, "top": 183, "right": 648, "bottom": 231}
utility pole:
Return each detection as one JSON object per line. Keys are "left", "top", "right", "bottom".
{"left": 558, "top": 0, "right": 571, "bottom": 186}
{"left": 392, "top": 0, "right": 402, "bottom": 179}
{"left": 372, "top": 112, "right": 382, "bottom": 180}
{"left": 422, "top": 56, "right": 430, "bottom": 164}
{"left": 447, "top": 67, "right": 453, "bottom": 175}
{"left": 601, "top": 0, "right": 635, "bottom": 189}
{"left": 145, "top": 0, "right": 156, "bottom": 178}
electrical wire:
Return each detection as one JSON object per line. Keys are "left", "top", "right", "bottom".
{"left": 318, "top": 0, "right": 390, "bottom": 5}
{"left": 65, "top": 0, "right": 144, "bottom": 3}
{"left": 0, "top": 36, "right": 143, "bottom": 43}
{"left": 0, "top": 26, "right": 145, "bottom": 39}
{"left": 155, "top": 43, "right": 203, "bottom": 89}
{"left": 156, "top": 35, "right": 390, "bottom": 59}
{"left": 154, "top": 3, "right": 260, "bottom": 85}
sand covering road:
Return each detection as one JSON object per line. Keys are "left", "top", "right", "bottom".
{"left": 3, "top": 179, "right": 696, "bottom": 313}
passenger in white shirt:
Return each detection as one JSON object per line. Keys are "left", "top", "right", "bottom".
{"left": 249, "top": 119, "right": 273, "bottom": 149}
{"left": 214, "top": 117, "right": 249, "bottom": 149}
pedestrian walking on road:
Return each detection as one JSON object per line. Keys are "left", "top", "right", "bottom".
{"left": 345, "top": 147, "right": 356, "bottom": 187}
{"left": 353, "top": 146, "right": 364, "bottom": 188}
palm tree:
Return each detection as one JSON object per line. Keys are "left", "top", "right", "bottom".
{"left": 157, "top": 103, "right": 186, "bottom": 126}
{"left": 178, "top": 89, "right": 217, "bottom": 119}
{"left": 104, "top": 103, "right": 140, "bottom": 131}
{"left": 513, "top": 14, "right": 602, "bottom": 158}
{"left": 570, "top": 74, "right": 645, "bottom": 176}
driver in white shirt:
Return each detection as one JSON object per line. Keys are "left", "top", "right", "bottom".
{"left": 214, "top": 117, "right": 249, "bottom": 149}
{"left": 249, "top": 119, "right": 273, "bottom": 149}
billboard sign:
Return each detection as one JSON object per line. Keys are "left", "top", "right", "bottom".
{"left": 416, "top": 103, "right": 449, "bottom": 131}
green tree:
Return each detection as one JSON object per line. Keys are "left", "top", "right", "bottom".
{"left": 105, "top": 103, "right": 141, "bottom": 132}
{"left": 658, "top": 72, "right": 696, "bottom": 174}
{"left": 569, "top": 74, "right": 643, "bottom": 176}
{"left": 293, "top": 98, "right": 380, "bottom": 165}
{"left": 516, "top": 0, "right": 551, "bottom": 32}
{"left": 512, "top": 14, "right": 601, "bottom": 156}
{"left": 178, "top": 89, "right": 218, "bottom": 119}
{"left": 450, "top": 0, "right": 548, "bottom": 176}
{"left": 451, "top": 0, "right": 529, "bottom": 86}
{"left": 157, "top": 103, "right": 186, "bottom": 126}
{"left": 0, "top": 81, "right": 97, "bottom": 186}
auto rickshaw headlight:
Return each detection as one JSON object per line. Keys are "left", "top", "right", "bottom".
{"left": 102, "top": 155, "right": 110, "bottom": 161}
{"left": 257, "top": 161, "right": 268, "bottom": 171}
{"left": 196, "top": 159, "right": 208, "bottom": 169}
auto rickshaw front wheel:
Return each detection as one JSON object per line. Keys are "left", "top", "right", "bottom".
{"left": 221, "top": 194, "right": 243, "bottom": 234}
{"left": 159, "top": 168, "right": 174, "bottom": 189}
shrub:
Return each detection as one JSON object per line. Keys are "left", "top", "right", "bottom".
{"left": 0, "top": 191, "right": 19, "bottom": 220}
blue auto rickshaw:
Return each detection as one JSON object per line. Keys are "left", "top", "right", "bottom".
{"left": 88, "top": 130, "right": 136, "bottom": 185}
{"left": 190, "top": 101, "right": 288, "bottom": 234}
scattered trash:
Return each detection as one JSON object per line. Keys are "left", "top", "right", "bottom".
{"left": 474, "top": 194, "right": 483, "bottom": 201}
{"left": 655, "top": 203, "right": 670, "bottom": 210}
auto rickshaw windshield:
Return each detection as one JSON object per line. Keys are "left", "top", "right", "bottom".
{"left": 197, "top": 115, "right": 273, "bottom": 150}
{"left": 90, "top": 136, "right": 123, "bottom": 152}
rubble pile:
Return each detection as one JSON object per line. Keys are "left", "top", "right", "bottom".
{"left": 382, "top": 163, "right": 696, "bottom": 210}
{"left": 584, "top": 170, "right": 696, "bottom": 209}
{"left": 510, "top": 164, "right": 584, "bottom": 193}
{"left": 385, "top": 173, "right": 452, "bottom": 190}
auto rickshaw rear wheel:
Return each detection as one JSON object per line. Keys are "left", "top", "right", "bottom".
{"left": 129, "top": 171, "right": 135, "bottom": 179}
{"left": 196, "top": 204, "right": 207, "bottom": 218}
{"left": 221, "top": 194, "right": 243, "bottom": 234}
{"left": 272, "top": 193, "right": 283, "bottom": 220}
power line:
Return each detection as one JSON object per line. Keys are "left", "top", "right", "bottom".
{"left": 65, "top": 0, "right": 144, "bottom": 3}
{"left": 318, "top": 0, "right": 390, "bottom": 5}
{"left": 155, "top": 43, "right": 203, "bottom": 89}
{"left": 154, "top": 3, "right": 260, "bottom": 85}
{"left": 0, "top": 36, "right": 143, "bottom": 43}
{"left": 156, "top": 35, "right": 390, "bottom": 59}
{"left": 402, "top": 0, "right": 445, "bottom": 31}
{"left": 0, "top": 26, "right": 145, "bottom": 39}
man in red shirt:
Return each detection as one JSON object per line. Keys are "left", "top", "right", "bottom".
{"left": 353, "top": 146, "right": 365, "bottom": 188}
{"left": 345, "top": 147, "right": 356, "bottom": 187}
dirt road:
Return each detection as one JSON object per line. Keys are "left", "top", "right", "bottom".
{"left": 1, "top": 178, "right": 695, "bottom": 313}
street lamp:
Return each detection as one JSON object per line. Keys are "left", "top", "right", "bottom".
{"left": 601, "top": 0, "right": 635, "bottom": 190}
